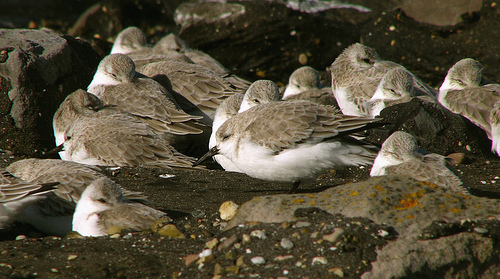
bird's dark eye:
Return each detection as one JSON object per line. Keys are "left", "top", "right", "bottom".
{"left": 97, "top": 198, "right": 107, "bottom": 203}
{"left": 253, "top": 99, "right": 260, "bottom": 104}
{"left": 111, "top": 73, "right": 117, "bottom": 78}
{"left": 362, "top": 58, "right": 371, "bottom": 64}
{"left": 220, "top": 132, "right": 231, "bottom": 141}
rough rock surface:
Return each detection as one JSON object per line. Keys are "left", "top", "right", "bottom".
{"left": 226, "top": 175, "right": 500, "bottom": 278}
{"left": 0, "top": 29, "right": 100, "bottom": 156}
{"left": 367, "top": 98, "right": 494, "bottom": 158}
{"left": 401, "top": 0, "right": 483, "bottom": 26}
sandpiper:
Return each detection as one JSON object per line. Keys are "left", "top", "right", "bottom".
{"left": 330, "top": 43, "right": 436, "bottom": 116}
{"left": 73, "top": 177, "right": 167, "bottom": 237}
{"left": 438, "top": 58, "right": 500, "bottom": 139}
{"left": 197, "top": 100, "right": 381, "bottom": 193}
{"left": 6, "top": 158, "right": 148, "bottom": 236}
{"left": 370, "top": 131, "right": 469, "bottom": 194}
{"left": 0, "top": 170, "right": 57, "bottom": 229}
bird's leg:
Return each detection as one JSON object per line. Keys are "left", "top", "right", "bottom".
{"left": 288, "top": 181, "right": 301, "bottom": 194}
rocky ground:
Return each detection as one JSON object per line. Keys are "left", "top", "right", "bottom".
{"left": 1, "top": 0, "right": 500, "bottom": 278}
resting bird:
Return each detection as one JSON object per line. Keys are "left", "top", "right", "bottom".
{"left": 370, "top": 131, "right": 469, "bottom": 195}
{"left": 196, "top": 100, "right": 381, "bottom": 193}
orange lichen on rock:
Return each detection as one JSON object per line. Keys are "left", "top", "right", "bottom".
{"left": 394, "top": 197, "right": 419, "bottom": 210}
{"left": 293, "top": 198, "right": 305, "bottom": 204}
{"left": 350, "top": 191, "right": 359, "bottom": 196}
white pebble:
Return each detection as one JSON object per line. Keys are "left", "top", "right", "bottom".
{"left": 312, "top": 256, "right": 328, "bottom": 265}
{"left": 250, "top": 230, "right": 267, "bottom": 239}
{"left": 280, "top": 238, "right": 294, "bottom": 250}
{"left": 198, "top": 249, "right": 212, "bottom": 258}
{"left": 159, "top": 174, "right": 175, "bottom": 179}
{"left": 377, "top": 229, "right": 389, "bottom": 237}
{"left": 67, "top": 255, "right": 78, "bottom": 260}
{"left": 474, "top": 227, "right": 489, "bottom": 234}
{"left": 123, "top": 233, "right": 133, "bottom": 239}
{"left": 251, "top": 256, "right": 266, "bottom": 265}
{"left": 294, "top": 221, "right": 311, "bottom": 228}
{"left": 15, "top": 235, "right": 27, "bottom": 240}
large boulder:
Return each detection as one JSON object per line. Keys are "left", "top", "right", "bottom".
{"left": 0, "top": 29, "right": 100, "bottom": 156}
{"left": 226, "top": 175, "right": 500, "bottom": 278}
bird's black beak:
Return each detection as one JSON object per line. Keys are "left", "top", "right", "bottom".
{"left": 193, "top": 146, "right": 219, "bottom": 167}
{"left": 42, "top": 143, "right": 64, "bottom": 158}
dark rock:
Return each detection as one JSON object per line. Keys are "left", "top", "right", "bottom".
{"left": 401, "top": 0, "right": 483, "bottom": 26}
{"left": 366, "top": 98, "right": 494, "bottom": 158}
{"left": 0, "top": 29, "right": 100, "bottom": 156}
{"left": 176, "top": 0, "right": 362, "bottom": 83}
{"left": 360, "top": 1, "right": 500, "bottom": 88}
{"left": 69, "top": 0, "right": 182, "bottom": 56}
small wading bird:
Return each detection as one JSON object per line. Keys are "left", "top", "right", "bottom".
{"left": 195, "top": 100, "right": 382, "bottom": 193}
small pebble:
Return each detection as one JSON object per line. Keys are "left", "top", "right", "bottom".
{"left": 298, "top": 53, "right": 308, "bottom": 65}
{"left": 242, "top": 233, "right": 251, "bottom": 244}
{"left": 250, "top": 230, "right": 267, "bottom": 239}
{"left": 236, "top": 256, "right": 245, "bottom": 266}
{"left": 198, "top": 249, "right": 212, "bottom": 258}
{"left": 377, "top": 229, "right": 389, "bottom": 238}
{"left": 274, "top": 255, "right": 294, "bottom": 261}
{"left": 473, "top": 227, "right": 489, "bottom": 234}
{"left": 219, "top": 201, "right": 239, "bottom": 221}
{"left": 185, "top": 254, "right": 198, "bottom": 266}
{"left": 218, "top": 234, "right": 238, "bottom": 251}
{"left": 154, "top": 223, "right": 186, "bottom": 239}
{"left": 196, "top": 254, "right": 215, "bottom": 264}
{"left": 122, "top": 233, "right": 133, "bottom": 240}
{"left": 280, "top": 238, "right": 294, "bottom": 250}
{"left": 294, "top": 221, "right": 311, "bottom": 228}
{"left": 109, "top": 233, "right": 121, "bottom": 239}
{"left": 67, "top": 255, "right": 78, "bottom": 260}
{"left": 312, "top": 256, "right": 328, "bottom": 265}
{"left": 205, "top": 238, "right": 218, "bottom": 250}
{"left": 15, "top": 235, "right": 27, "bottom": 240}
{"left": 251, "top": 256, "right": 266, "bottom": 265}
{"left": 329, "top": 267, "right": 344, "bottom": 277}
{"left": 323, "top": 228, "right": 344, "bottom": 242}
{"left": 159, "top": 174, "right": 175, "bottom": 179}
